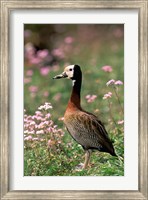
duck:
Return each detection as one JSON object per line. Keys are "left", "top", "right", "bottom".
{"left": 53, "top": 64, "right": 117, "bottom": 169}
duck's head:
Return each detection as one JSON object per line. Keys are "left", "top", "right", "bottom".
{"left": 53, "top": 64, "right": 82, "bottom": 81}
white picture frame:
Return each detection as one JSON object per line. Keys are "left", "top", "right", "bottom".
{"left": 0, "top": 1, "right": 147, "bottom": 199}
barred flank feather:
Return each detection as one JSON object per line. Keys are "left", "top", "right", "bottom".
{"left": 64, "top": 110, "right": 116, "bottom": 156}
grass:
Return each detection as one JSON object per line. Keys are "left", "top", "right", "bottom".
{"left": 24, "top": 24, "right": 124, "bottom": 176}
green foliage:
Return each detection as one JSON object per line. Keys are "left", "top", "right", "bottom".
{"left": 24, "top": 130, "right": 124, "bottom": 176}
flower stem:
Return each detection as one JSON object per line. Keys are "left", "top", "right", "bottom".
{"left": 114, "top": 87, "right": 124, "bottom": 115}
{"left": 108, "top": 99, "right": 117, "bottom": 127}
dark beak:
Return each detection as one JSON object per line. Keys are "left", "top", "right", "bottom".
{"left": 53, "top": 72, "right": 68, "bottom": 79}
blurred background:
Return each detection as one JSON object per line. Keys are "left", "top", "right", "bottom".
{"left": 24, "top": 24, "right": 124, "bottom": 176}
{"left": 24, "top": 24, "right": 124, "bottom": 125}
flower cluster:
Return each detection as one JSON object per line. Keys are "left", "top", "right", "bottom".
{"left": 103, "top": 92, "right": 112, "bottom": 100}
{"left": 103, "top": 79, "right": 124, "bottom": 127}
{"left": 51, "top": 36, "right": 74, "bottom": 59}
{"left": 64, "top": 36, "right": 74, "bottom": 44}
{"left": 38, "top": 102, "right": 53, "bottom": 110}
{"left": 51, "top": 48, "right": 65, "bottom": 59}
{"left": 101, "top": 65, "right": 113, "bottom": 72}
{"left": 24, "top": 69, "right": 34, "bottom": 84}
{"left": 114, "top": 80, "right": 123, "bottom": 85}
{"left": 25, "top": 43, "right": 52, "bottom": 66}
{"left": 40, "top": 67, "right": 50, "bottom": 76}
{"left": 106, "top": 79, "right": 123, "bottom": 86}
{"left": 29, "top": 85, "right": 38, "bottom": 93}
{"left": 117, "top": 120, "right": 124, "bottom": 125}
{"left": 85, "top": 94, "right": 97, "bottom": 103}
{"left": 24, "top": 102, "right": 64, "bottom": 150}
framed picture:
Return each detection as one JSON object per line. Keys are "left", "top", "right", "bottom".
{"left": 1, "top": 0, "right": 147, "bottom": 199}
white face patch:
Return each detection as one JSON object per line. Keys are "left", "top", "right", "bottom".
{"left": 72, "top": 80, "right": 76, "bottom": 86}
{"left": 64, "top": 65, "right": 75, "bottom": 79}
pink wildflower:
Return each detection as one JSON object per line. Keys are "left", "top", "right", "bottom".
{"left": 38, "top": 122, "right": 48, "bottom": 129}
{"left": 35, "top": 111, "right": 42, "bottom": 116}
{"left": 30, "top": 57, "right": 41, "bottom": 65}
{"left": 45, "top": 113, "right": 51, "bottom": 119}
{"left": 44, "top": 121, "right": 49, "bottom": 125}
{"left": 47, "top": 127, "right": 53, "bottom": 133}
{"left": 52, "top": 64, "right": 60, "bottom": 72}
{"left": 32, "top": 138, "right": 39, "bottom": 141}
{"left": 85, "top": 95, "right": 97, "bottom": 103}
{"left": 64, "top": 36, "right": 74, "bottom": 44}
{"left": 43, "top": 91, "right": 49, "bottom": 97}
{"left": 24, "top": 77, "right": 32, "bottom": 84}
{"left": 29, "top": 86, "right": 38, "bottom": 93}
{"left": 24, "top": 130, "right": 29, "bottom": 134}
{"left": 106, "top": 79, "right": 115, "bottom": 86}
{"left": 26, "top": 70, "right": 33, "bottom": 76}
{"left": 25, "top": 43, "right": 35, "bottom": 58}
{"left": 47, "top": 139, "right": 55, "bottom": 147}
{"left": 117, "top": 120, "right": 124, "bottom": 125}
{"left": 40, "top": 139, "right": 45, "bottom": 142}
{"left": 28, "top": 130, "right": 35, "bottom": 134}
{"left": 24, "top": 135, "right": 32, "bottom": 141}
{"left": 24, "top": 101, "right": 65, "bottom": 150}
{"left": 37, "top": 49, "right": 49, "bottom": 59}
{"left": 28, "top": 122, "right": 36, "bottom": 130}
{"left": 33, "top": 115, "right": 42, "bottom": 121}
{"left": 115, "top": 80, "right": 123, "bottom": 85}
{"left": 52, "top": 48, "right": 65, "bottom": 59}
{"left": 53, "top": 93, "right": 62, "bottom": 101}
{"left": 103, "top": 92, "right": 112, "bottom": 100}
{"left": 58, "top": 117, "right": 64, "bottom": 121}
{"left": 30, "top": 93, "right": 36, "bottom": 98}
{"left": 40, "top": 67, "right": 50, "bottom": 76}
{"left": 38, "top": 102, "right": 52, "bottom": 111}
{"left": 29, "top": 121, "right": 36, "bottom": 126}
{"left": 47, "top": 139, "right": 52, "bottom": 146}
{"left": 36, "top": 130, "right": 44, "bottom": 134}
{"left": 101, "top": 65, "right": 113, "bottom": 72}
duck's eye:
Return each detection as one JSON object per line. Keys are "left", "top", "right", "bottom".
{"left": 69, "top": 68, "right": 73, "bottom": 71}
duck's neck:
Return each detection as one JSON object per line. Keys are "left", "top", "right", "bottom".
{"left": 68, "top": 77, "right": 82, "bottom": 110}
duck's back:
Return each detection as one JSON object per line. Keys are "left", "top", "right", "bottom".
{"left": 64, "top": 109, "right": 116, "bottom": 156}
